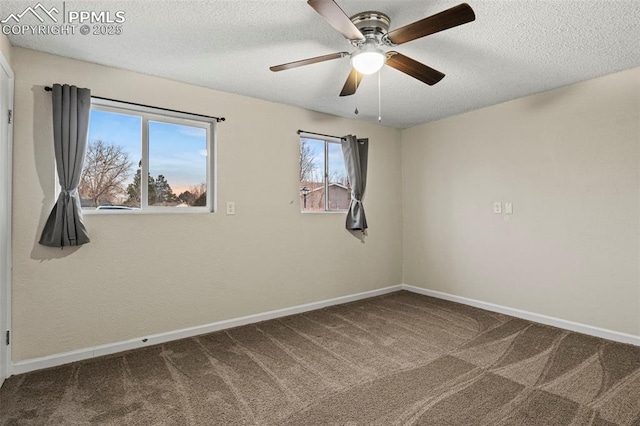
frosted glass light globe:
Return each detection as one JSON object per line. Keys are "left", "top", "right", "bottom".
{"left": 351, "top": 48, "right": 385, "bottom": 75}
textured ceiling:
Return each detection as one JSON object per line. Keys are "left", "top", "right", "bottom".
{"left": 2, "top": 0, "right": 640, "bottom": 128}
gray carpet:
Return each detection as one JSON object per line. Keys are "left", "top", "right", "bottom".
{"left": 1, "top": 291, "right": 639, "bottom": 425}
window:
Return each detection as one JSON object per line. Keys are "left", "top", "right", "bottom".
{"left": 79, "top": 99, "right": 215, "bottom": 212}
{"left": 299, "top": 136, "right": 350, "bottom": 212}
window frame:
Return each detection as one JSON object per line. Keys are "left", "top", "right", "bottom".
{"left": 299, "top": 134, "right": 348, "bottom": 214}
{"left": 83, "top": 98, "right": 217, "bottom": 214}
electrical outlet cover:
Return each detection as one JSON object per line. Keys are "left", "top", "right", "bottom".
{"left": 505, "top": 202, "right": 513, "bottom": 214}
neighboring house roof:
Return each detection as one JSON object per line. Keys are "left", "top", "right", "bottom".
{"left": 300, "top": 181, "right": 322, "bottom": 191}
{"left": 301, "top": 182, "right": 349, "bottom": 193}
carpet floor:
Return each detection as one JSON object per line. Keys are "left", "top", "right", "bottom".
{"left": 1, "top": 291, "right": 639, "bottom": 425}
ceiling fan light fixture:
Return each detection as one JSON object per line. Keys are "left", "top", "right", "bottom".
{"left": 351, "top": 47, "right": 385, "bottom": 75}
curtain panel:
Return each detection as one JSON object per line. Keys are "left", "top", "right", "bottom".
{"left": 341, "top": 135, "right": 368, "bottom": 232}
{"left": 39, "top": 84, "right": 91, "bottom": 247}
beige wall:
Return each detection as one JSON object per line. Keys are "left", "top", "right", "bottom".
{"left": 10, "top": 44, "right": 639, "bottom": 362}
{"left": 402, "top": 67, "right": 640, "bottom": 336}
{"left": 11, "top": 48, "right": 403, "bottom": 361}
{"left": 0, "top": 32, "right": 11, "bottom": 66}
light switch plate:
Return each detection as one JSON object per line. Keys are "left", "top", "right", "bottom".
{"left": 493, "top": 202, "right": 502, "bottom": 214}
{"left": 226, "top": 201, "right": 235, "bottom": 215}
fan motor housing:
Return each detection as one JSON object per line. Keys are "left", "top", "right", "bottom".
{"left": 350, "top": 11, "right": 390, "bottom": 43}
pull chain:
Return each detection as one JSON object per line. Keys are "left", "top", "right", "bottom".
{"left": 378, "top": 70, "right": 381, "bottom": 123}
{"left": 354, "top": 71, "right": 359, "bottom": 115}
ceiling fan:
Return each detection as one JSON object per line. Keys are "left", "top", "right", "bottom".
{"left": 270, "top": 0, "right": 475, "bottom": 97}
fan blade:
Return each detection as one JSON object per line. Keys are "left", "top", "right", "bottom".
{"left": 270, "top": 52, "right": 348, "bottom": 72}
{"left": 308, "top": 0, "right": 365, "bottom": 41}
{"left": 339, "top": 68, "right": 364, "bottom": 96}
{"left": 385, "top": 3, "right": 475, "bottom": 45}
{"left": 386, "top": 52, "right": 445, "bottom": 86}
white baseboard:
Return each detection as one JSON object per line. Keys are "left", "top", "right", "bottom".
{"left": 10, "top": 285, "right": 402, "bottom": 376}
{"left": 11, "top": 282, "right": 639, "bottom": 376}
{"left": 401, "top": 284, "right": 640, "bottom": 347}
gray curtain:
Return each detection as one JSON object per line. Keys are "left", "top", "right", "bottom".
{"left": 39, "top": 84, "right": 91, "bottom": 247}
{"left": 341, "top": 135, "right": 368, "bottom": 232}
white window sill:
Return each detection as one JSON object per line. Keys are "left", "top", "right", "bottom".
{"left": 83, "top": 208, "right": 212, "bottom": 215}
{"left": 301, "top": 210, "right": 346, "bottom": 214}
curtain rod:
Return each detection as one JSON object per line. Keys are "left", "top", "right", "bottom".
{"left": 297, "top": 129, "right": 345, "bottom": 140}
{"left": 44, "top": 86, "right": 225, "bottom": 122}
